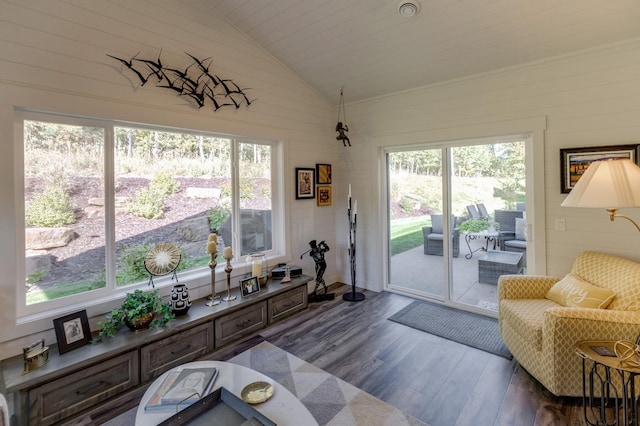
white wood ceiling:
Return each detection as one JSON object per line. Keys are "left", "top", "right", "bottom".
{"left": 204, "top": 0, "right": 640, "bottom": 104}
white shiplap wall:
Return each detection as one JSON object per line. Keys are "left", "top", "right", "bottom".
{"left": 342, "top": 38, "right": 640, "bottom": 292}
{"left": 0, "top": 0, "right": 337, "bottom": 358}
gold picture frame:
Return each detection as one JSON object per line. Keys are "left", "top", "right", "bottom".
{"left": 317, "top": 186, "right": 332, "bottom": 206}
{"left": 316, "top": 163, "right": 332, "bottom": 184}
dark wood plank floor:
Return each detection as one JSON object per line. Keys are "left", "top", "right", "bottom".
{"left": 87, "top": 286, "right": 591, "bottom": 426}
{"left": 257, "top": 286, "right": 586, "bottom": 426}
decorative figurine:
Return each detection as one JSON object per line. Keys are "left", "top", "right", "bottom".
{"left": 301, "top": 239, "right": 334, "bottom": 302}
{"left": 335, "top": 121, "right": 351, "bottom": 147}
{"left": 336, "top": 88, "right": 351, "bottom": 147}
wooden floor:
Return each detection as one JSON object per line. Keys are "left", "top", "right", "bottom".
{"left": 87, "top": 286, "right": 593, "bottom": 426}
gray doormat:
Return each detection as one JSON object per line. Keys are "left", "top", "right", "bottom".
{"left": 388, "top": 300, "right": 512, "bottom": 359}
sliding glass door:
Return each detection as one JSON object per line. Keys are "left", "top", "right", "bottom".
{"left": 387, "top": 138, "right": 527, "bottom": 313}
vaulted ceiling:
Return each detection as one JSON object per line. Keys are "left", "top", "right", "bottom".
{"left": 207, "top": 0, "right": 640, "bottom": 104}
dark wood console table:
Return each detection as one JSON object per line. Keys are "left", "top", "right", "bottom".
{"left": 1, "top": 275, "right": 312, "bottom": 426}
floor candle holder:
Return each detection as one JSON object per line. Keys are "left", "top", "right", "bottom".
{"left": 206, "top": 256, "right": 221, "bottom": 306}
{"left": 222, "top": 257, "right": 236, "bottom": 302}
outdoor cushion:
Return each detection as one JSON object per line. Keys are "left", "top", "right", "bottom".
{"left": 515, "top": 217, "right": 526, "bottom": 240}
{"left": 545, "top": 273, "right": 616, "bottom": 309}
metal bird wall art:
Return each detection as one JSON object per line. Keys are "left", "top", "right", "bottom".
{"left": 107, "top": 50, "right": 255, "bottom": 111}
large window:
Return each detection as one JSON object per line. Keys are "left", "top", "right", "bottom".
{"left": 21, "top": 113, "right": 280, "bottom": 314}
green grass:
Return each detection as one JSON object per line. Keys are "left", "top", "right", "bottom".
{"left": 390, "top": 215, "right": 429, "bottom": 256}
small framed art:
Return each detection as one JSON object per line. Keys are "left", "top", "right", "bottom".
{"left": 53, "top": 310, "right": 92, "bottom": 354}
{"left": 240, "top": 276, "right": 261, "bottom": 297}
{"left": 316, "top": 163, "right": 332, "bottom": 184}
{"left": 317, "top": 186, "right": 332, "bottom": 206}
{"left": 560, "top": 144, "right": 640, "bottom": 193}
{"left": 295, "top": 168, "right": 315, "bottom": 199}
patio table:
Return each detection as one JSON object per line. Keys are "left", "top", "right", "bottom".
{"left": 463, "top": 231, "right": 499, "bottom": 259}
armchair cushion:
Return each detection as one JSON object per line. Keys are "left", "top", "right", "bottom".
{"left": 545, "top": 273, "right": 616, "bottom": 309}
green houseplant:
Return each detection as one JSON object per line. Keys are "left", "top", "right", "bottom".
{"left": 96, "top": 289, "right": 174, "bottom": 342}
{"left": 459, "top": 218, "right": 499, "bottom": 233}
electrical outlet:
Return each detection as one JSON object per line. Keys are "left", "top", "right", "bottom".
{"left": 555, "top": 218, "right": 566, "bottom": 231}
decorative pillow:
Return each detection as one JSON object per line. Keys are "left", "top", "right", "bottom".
{"left": 515, "top": 217, "right": 526, "bottom": 241}
{"left": 545, "top": 273, "right": 616, "bottom": 309}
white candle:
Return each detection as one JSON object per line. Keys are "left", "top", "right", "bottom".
{"left": 208, "top": 234, "right": 217, "bottom": 243}
{"left": 223, "top": 246, "right": 233, "bottom": 259}
{"left": 252, "top": 262, "right": 262, "bottom": 278}
{"left": 353, "top": 200, "right": 357, "bottom": 218}
{"left": 206, "top": 241, "right": 217, "bottom": 255}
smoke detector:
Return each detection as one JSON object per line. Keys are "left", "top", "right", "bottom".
{"left": 398, "top": 1, "right": 421, "bottom": 18}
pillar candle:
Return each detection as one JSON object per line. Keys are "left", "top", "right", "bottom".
{"left": 252, "top": 262, "right": 262, "bottom": 278}
{"left": 223, "top": 246, "right": 233, "bottom": 259}
{"left": 206, "top": 241, "right": 217, "bottom": 255}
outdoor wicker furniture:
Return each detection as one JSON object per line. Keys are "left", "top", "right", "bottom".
{"left": 478, "top": 250, "right": 523, "bottom": 285}
{"left": 422, "top": 214, "right": 459, "bottom": 257}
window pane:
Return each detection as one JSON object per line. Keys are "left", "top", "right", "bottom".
{"left": 114, "top": 127, "right": 232, "bottom": 286}
{"left": 238, "top": 142, "right": 272, "bottom": 256}
{"left": 24, "top": 121, "right": 106, "bottom": 304}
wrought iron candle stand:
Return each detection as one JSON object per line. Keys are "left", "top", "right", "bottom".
{"left": 222, "top": 257, "right": 236, "bottom": 302}
{"left": 343, "top": 186, "right": 365, "bottom": 302}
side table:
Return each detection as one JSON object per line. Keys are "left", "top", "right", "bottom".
{"left": 576, "top": 340, "right": 640, "bottom": 426}
{"left": 463, "top": 231, "right": 499, "bottom": 259}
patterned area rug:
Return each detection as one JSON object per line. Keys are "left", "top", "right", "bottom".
{"left": 388, "top": 300, "right": 512, "bottom": 359}
{"left": 229, "top": 341, "right": 428, "bottom": 426}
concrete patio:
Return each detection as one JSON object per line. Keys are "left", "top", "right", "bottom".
{"left": 388, "top": 235, "right": 522, "bottom": 312}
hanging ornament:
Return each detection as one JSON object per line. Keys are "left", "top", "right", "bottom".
{"left": 336, "top": 88, "right": 351, "bottom": 147}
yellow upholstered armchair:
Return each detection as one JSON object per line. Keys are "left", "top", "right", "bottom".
{"left": 498, "top": 251, "right": 640, "bottom": 397}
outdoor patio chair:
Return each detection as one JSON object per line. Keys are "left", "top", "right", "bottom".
{"left": 494, "top": 209, "right": 524, "bottom": 249}
{"left": 502, "top": 217, "right": 527, "bottom": 265}
{"left": 476, "top": 203, "right": 489, "bottom": 220}
{"left": 466, "top": 205, "right": 480, "bottom": 219}
{"left": 422, "top": 214, "right": 459, "bottom": 257}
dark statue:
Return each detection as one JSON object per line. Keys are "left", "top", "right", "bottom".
{"left": 301, "top": 240, "right": 334, "bottom": 302}
{"left": 335, "top": 122, "right": 351, "bottom": 146}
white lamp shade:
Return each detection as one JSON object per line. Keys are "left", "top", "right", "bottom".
{"left": 561, "top": 158, "right": 640, "bottom": 208}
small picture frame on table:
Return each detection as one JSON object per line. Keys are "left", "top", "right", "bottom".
{"left": 295, "top": 168, "right": 315, "bottom": 199}
{"left": 53, "top": 310, "right": 92, "bottom": 354}
{"left": 316, "top": 164, "right": 332, "bottom": 184}
{"left": 240, "top": 276, "right": 261, "bottom": 297}
{"left": 560, "top": 144, "right": 639, "bottom": 193}
{"left": 317, "top": 186, "right": 332, "bottom": 206}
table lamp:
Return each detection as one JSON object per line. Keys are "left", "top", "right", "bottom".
{"left": 561, "top": 158, "right": 640, "bottom": 231}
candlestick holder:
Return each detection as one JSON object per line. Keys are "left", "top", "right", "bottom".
{"left": 222, "top": 258, "right": 236, "bottom": 302}
{"left": 206, "top": 255, "right": 221, "bottom": 306}
{"left": 343, "top": 192, "right": 365, "bottom": 302}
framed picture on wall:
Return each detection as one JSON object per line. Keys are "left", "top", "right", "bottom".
{"left": 53, "top": 310, "right": 92, "bottom": 354}
{"left": 316, "top": 164, "right": 332, "bottom": 184}
{"left": 317, "top": 186, "right": 332, "bottom": 206}
{"left": 295, "top": 168, "right": 315, "bottom": 199}
{"left": 560, "top": 144, "right": 640, "bottom": 193}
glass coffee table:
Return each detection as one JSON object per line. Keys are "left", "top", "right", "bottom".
{"left": 136, "top": 361, "right": 317, "bottom": 425}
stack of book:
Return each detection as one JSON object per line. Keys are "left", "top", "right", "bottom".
{"left": 145, "top": 367, "right": 219, "bottom": 412}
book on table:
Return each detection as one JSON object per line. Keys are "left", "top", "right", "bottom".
{"left": 145, "top": 367, "right": 219, "bottom": 412}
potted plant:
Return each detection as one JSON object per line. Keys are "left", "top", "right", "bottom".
{"left": 96, "top": 289, "right": 174, "bottom": 342}
{"left": 459, "top": 218, "right": 499, "bottom": 233}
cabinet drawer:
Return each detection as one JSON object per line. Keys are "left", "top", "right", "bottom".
{"left": 215, "top": 302, "right": 267, "bottom": 347}
{"left": 141, "top": 322, "right": 214, "bottom": 382}
{"left": 28, "top": 351, "right": 138, "bottom": 426}
{"left": 268, "top": 286, "right": 308, "bottom": 323}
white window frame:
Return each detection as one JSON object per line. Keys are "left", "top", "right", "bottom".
{"left": 16, "top": 110, "right": 285, "bottom": 320}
